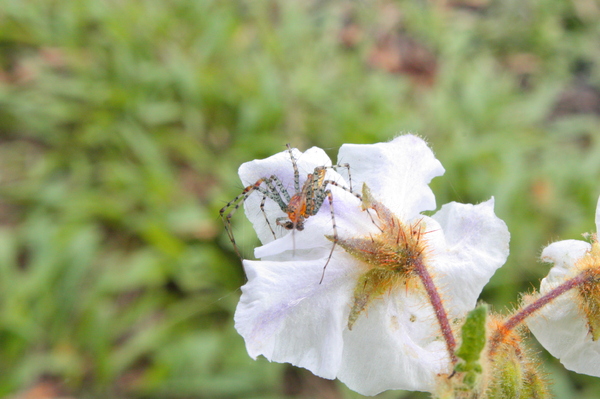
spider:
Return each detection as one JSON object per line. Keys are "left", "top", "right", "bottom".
{"left": 220, "top": 144, "right": 362, "bottom": 283}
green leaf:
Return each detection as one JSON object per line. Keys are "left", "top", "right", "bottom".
{"left": 454, "top": 304, "right": 488, "bottom": 389}
{"left": 456, "top": 304, "right": 488, "bottom": 364}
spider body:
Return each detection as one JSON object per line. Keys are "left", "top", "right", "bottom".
{"left": 220, "top": 145, "right": 361, "bottom": 282}
{"left": 276, "top": 167, "right": 328, "bottom": 231}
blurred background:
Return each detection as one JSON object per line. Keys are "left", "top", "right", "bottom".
{"left": 1, "top": 0, "right": 600, "bottom": 398}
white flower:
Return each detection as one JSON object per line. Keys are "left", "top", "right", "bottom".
{"left": 233, "top": 135, "right": 510, "bottom": 395}
{"left": 526, "top": 196, "right": 600, "bottom": 378}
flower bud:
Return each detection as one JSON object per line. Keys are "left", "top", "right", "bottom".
{"left": 436, "top": 312, "right": 551, "bottom": 399}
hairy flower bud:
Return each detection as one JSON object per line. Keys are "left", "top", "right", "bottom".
{"left": 437, "top": 312, "right": 551, "bottom": 399}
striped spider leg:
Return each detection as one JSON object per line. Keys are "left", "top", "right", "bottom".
{"left": 220, "top": 145, "right": 362, "bottom": 282}
{"left": 220, "top": 174, "right": 291, "bottom": 259}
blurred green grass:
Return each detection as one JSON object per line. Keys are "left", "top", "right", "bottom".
{"left": 1, "top": 0, "right": 600, "bottom": 397}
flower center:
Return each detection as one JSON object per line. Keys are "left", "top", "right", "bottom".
{"left": 333, "top": 185, "right": 429, "bottom": 330}
{"left": 575, "top": 241, "right": 600, "bottom": 340}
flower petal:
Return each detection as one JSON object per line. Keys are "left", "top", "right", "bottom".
{"left": 526, "top": 239, "right": 600, "bottom": 377}
{"left": 540, "top": 240, "right": 591, "bottom": 276}
{"left": 428, "top": 198, "right": 510, "bottom": 318}
{"left": 527, "top": 291, "right": 600, "bottom": 377}
{"left": 337, "top": 290, "right": 449, "bottom": 395}
{"left": 337, "top": 135, "right": 444, "bottom": 219}
{"left": 234, "top": 253, "right": 358, "bottom": 378}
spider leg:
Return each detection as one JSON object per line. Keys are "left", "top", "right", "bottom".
{"left": 268, "top": 174, "right": 291, "bottom": 203}
{"left": 332, "top": 163, "right": 353, "bottom": 192}
{"left": 320, "top": 178, "right": 381, "bottom": 231}
{"left": 220, "top": 177, "right": 288, "bottom": 258}
{"left": 262, "top": 177, "right": 288, "bottom": 210}
{"left": 260, "top": 194, "right": 277, "bottom": 239}
{"left": 320, "top": 189, "right": 337, "bottom": 284}
{"left": 286, "top": 144, "right": 301, "bottom": 193}
{"left": 220, "top": 179, "right": 266, "bottom": 258}
{"left": 319, "top": 179, "right": 362, "bottom": 204}
{"left": 314, "top": 163, "right": 355, "bottom": 193}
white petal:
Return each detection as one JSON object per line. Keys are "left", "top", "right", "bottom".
{"left": 337, "top": 290, "right": 450, "bottom": 395}
{"left": 527, "top": 289, "right": 600, "bottom": 378}
{"left": 540, "top": 240, "right": 590, "bottom": 278}
{"left": 526, "top": 239, "right": 600, "bottom": 377}
{"left": 337, "top": 135, "right": 444, "bottom": 219}
{"left": 237, "top": 147, "right": 333, "bottom": 244}
{"left": 428, "top": 198, "right": 510, "bottom": 318}
{"left": 234, "top": 253, "right": 358, "bottom": 379}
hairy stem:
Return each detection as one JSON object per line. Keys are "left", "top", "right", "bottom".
{"left": 489, "top": 270, "right": 591, "bottom": 355}
{"left": 414, "top": 257, "right": 457, "bottom": 364}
